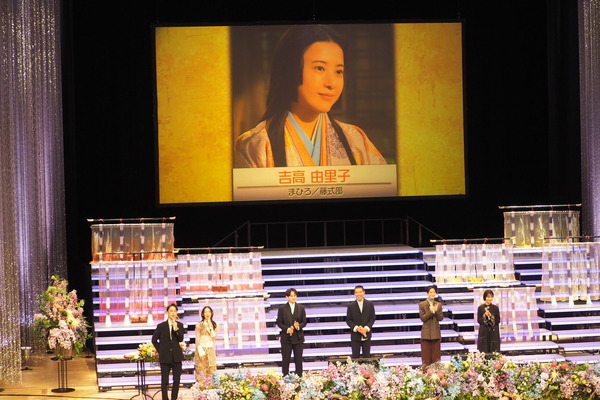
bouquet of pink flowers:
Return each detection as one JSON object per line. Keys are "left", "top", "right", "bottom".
{"left": 33, "top": 275, "right": 91, "bottom": 357}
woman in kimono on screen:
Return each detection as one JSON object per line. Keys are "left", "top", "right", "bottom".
{"left": 234, "top": 24, "right": 386, "bottom": 168}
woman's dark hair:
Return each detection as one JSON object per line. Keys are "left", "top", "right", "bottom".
{"left": 201, "top": 305, "right": 218, "bottom": 329}
{"left": 482, "top": 290, "right": 495, "bottom": 301}
{"left": 264, "top": 24, "right": 356, "bottom": 166}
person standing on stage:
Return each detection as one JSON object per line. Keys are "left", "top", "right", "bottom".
{"left": 346, "top": 285, "right": 376, "bottom": 359}
{"left": 419, "top": 285, "right": 444, "bottom": 367}
{"left": 477, "top": 289, "right": 501, "bottom": 354}
{"left": 276, "top": 288, "right": 307, "bottom": 376}
{"left": 152, "top": 303, "right": 186, "bottom": 400}
{"left": 194, "top": 305, "right": 218, "bottom": 381}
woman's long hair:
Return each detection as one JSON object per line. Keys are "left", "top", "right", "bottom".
{"left": 264, "top": 24, "right": 356, "bottom": 166}
{"left": 201, "top": 305, "right": 217, "bottom": 329}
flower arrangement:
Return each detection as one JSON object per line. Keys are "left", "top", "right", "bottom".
{"left": 190, "top": 353, "right": 600, "bottom": 400}
{"left": 33, "top": 275, "right": 91, "bottom": 358}
{"left": 181, "top": 341, "right": 195, "bottom": 361}
{"left": 127, "top": 341, "right": 194, "bottom": 363}
{"left": 128, "top": 342, "right": 158, "bottom": 362}
{"left": 191, "top": 369, "right": 299, "bottom": 400}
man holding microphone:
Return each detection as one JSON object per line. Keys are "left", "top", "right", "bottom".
{"left": 152, "top": 303, "right": 186, "bottom": 400}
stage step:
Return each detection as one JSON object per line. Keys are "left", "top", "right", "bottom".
{"left": 544, "top": 315, "right": 600, "bottom": 328}
{"left": 261, "top": 258, "right": 426, "bottom": 272}
{"left": 262, "top": 280, "right": 436, "bottom": 295}
{"left": 262, "top": 268, "right": 430, "bottom": 284}
{"left": 463, "top": 340, "right": 561, "bottom": 354}
{"left": 554, "top": 328, "right": 600, "bottom": 341}
{"left": 561, "top": 341, "right": 600, "bottom": 353}
{"left": 537, "top": 301, "right": 600, "bottom": 316}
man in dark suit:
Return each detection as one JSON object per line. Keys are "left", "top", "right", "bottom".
{"left": 152, "top": 303, "right": 186, "bottom": 400}
{"left": 346, "top": 285, "right": 376, "bottom": 359}
{"left": 275, "top": 288, "right": 307, "bottom": 376}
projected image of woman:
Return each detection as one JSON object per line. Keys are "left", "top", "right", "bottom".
{"left": 234, "top": 24, "right": 386, "bottom": 168}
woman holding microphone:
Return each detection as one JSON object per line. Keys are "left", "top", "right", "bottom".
{"left": 194, "top": 306, "right": 218, "bottom": 381}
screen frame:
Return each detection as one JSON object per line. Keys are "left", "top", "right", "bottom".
{"left": 151, "top": 19, "right": 469, "bottom": 208}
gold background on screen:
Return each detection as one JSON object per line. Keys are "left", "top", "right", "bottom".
{"left": 395, "top": 23, "right": 465, "bottom": 197}
{"left": 156, "top": 26, "right": 232, "bottom": 204}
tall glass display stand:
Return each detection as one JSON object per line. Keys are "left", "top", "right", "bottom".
{"left": 500, "top": 204, "right": 581, "bottom": 247}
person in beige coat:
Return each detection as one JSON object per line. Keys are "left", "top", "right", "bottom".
{"left": 418, "top": 285, "right": 444, "bottom": 367}
{"left": 194, "top": 306, "right": 218, "bottom": 382}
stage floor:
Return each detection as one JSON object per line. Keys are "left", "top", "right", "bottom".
{"left": 1, "top": 354, "right": 195, "bottom": 400}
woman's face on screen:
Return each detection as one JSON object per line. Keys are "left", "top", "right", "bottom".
{"left": 293, "top": 41, "right": 344, "bottom": 117}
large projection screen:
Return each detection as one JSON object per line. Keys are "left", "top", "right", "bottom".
{"left": 155, "top": 22, "right": 465, "bottom": 204}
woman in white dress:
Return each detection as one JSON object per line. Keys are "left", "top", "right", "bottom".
{"left": 194, "top": 305, "right": 218, "bottom": 381}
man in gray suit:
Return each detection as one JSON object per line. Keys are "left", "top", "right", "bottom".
{"left": 346, "top": 285, "right": 376, "bottom": 359}
{"left": 418, "top": 285, "right": 444, "bottom": 366}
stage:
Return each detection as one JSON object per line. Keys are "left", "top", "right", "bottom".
{"left": 1, "top": 355, "right": 152, "bottom": 400}
{"left": 4, "top": 239, "right": 600, "bottom": 398}
{"left": 87, "top": 242, "right": 600, "bottom": 392}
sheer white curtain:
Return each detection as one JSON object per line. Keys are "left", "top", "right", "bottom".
{"left": 580, "top": 0, "right": 600, "bottom": 237}
{"left": 503, "top": 210, "right": 580, "bottom": 247}
{"left": 0, "top": 0, "right": 66, "bottom": 384}
{"left": 178, "top": 252, "right": 264, "bottom": 295}
{"left": 181, "top": 252, "right": 269, "bottom": 353}
{"left": 541, "top": 243, "right": 600, "bottom": 304}
{"left": 435, "top": 243, "right": 515, "bottom": 284}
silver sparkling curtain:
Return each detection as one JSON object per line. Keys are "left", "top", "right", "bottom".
{"left": 0, "top": 0, "right": 67, "bottom": 384}
{"left": 580, "top": 0, "right": 600, "bottom": 237}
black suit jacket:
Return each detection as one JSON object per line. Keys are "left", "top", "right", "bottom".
{"left": 276, "top": 302, "right": 307, "bottom": 344}
{"left": 346, "top": 299, "right": 376, "bottom": 341}
{"left": 152, "top": 320, "right": 186, "bottom": 363}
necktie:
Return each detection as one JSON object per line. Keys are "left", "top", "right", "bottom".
{"left": 170, "top": 323, "right": 174, "bottom": 340}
